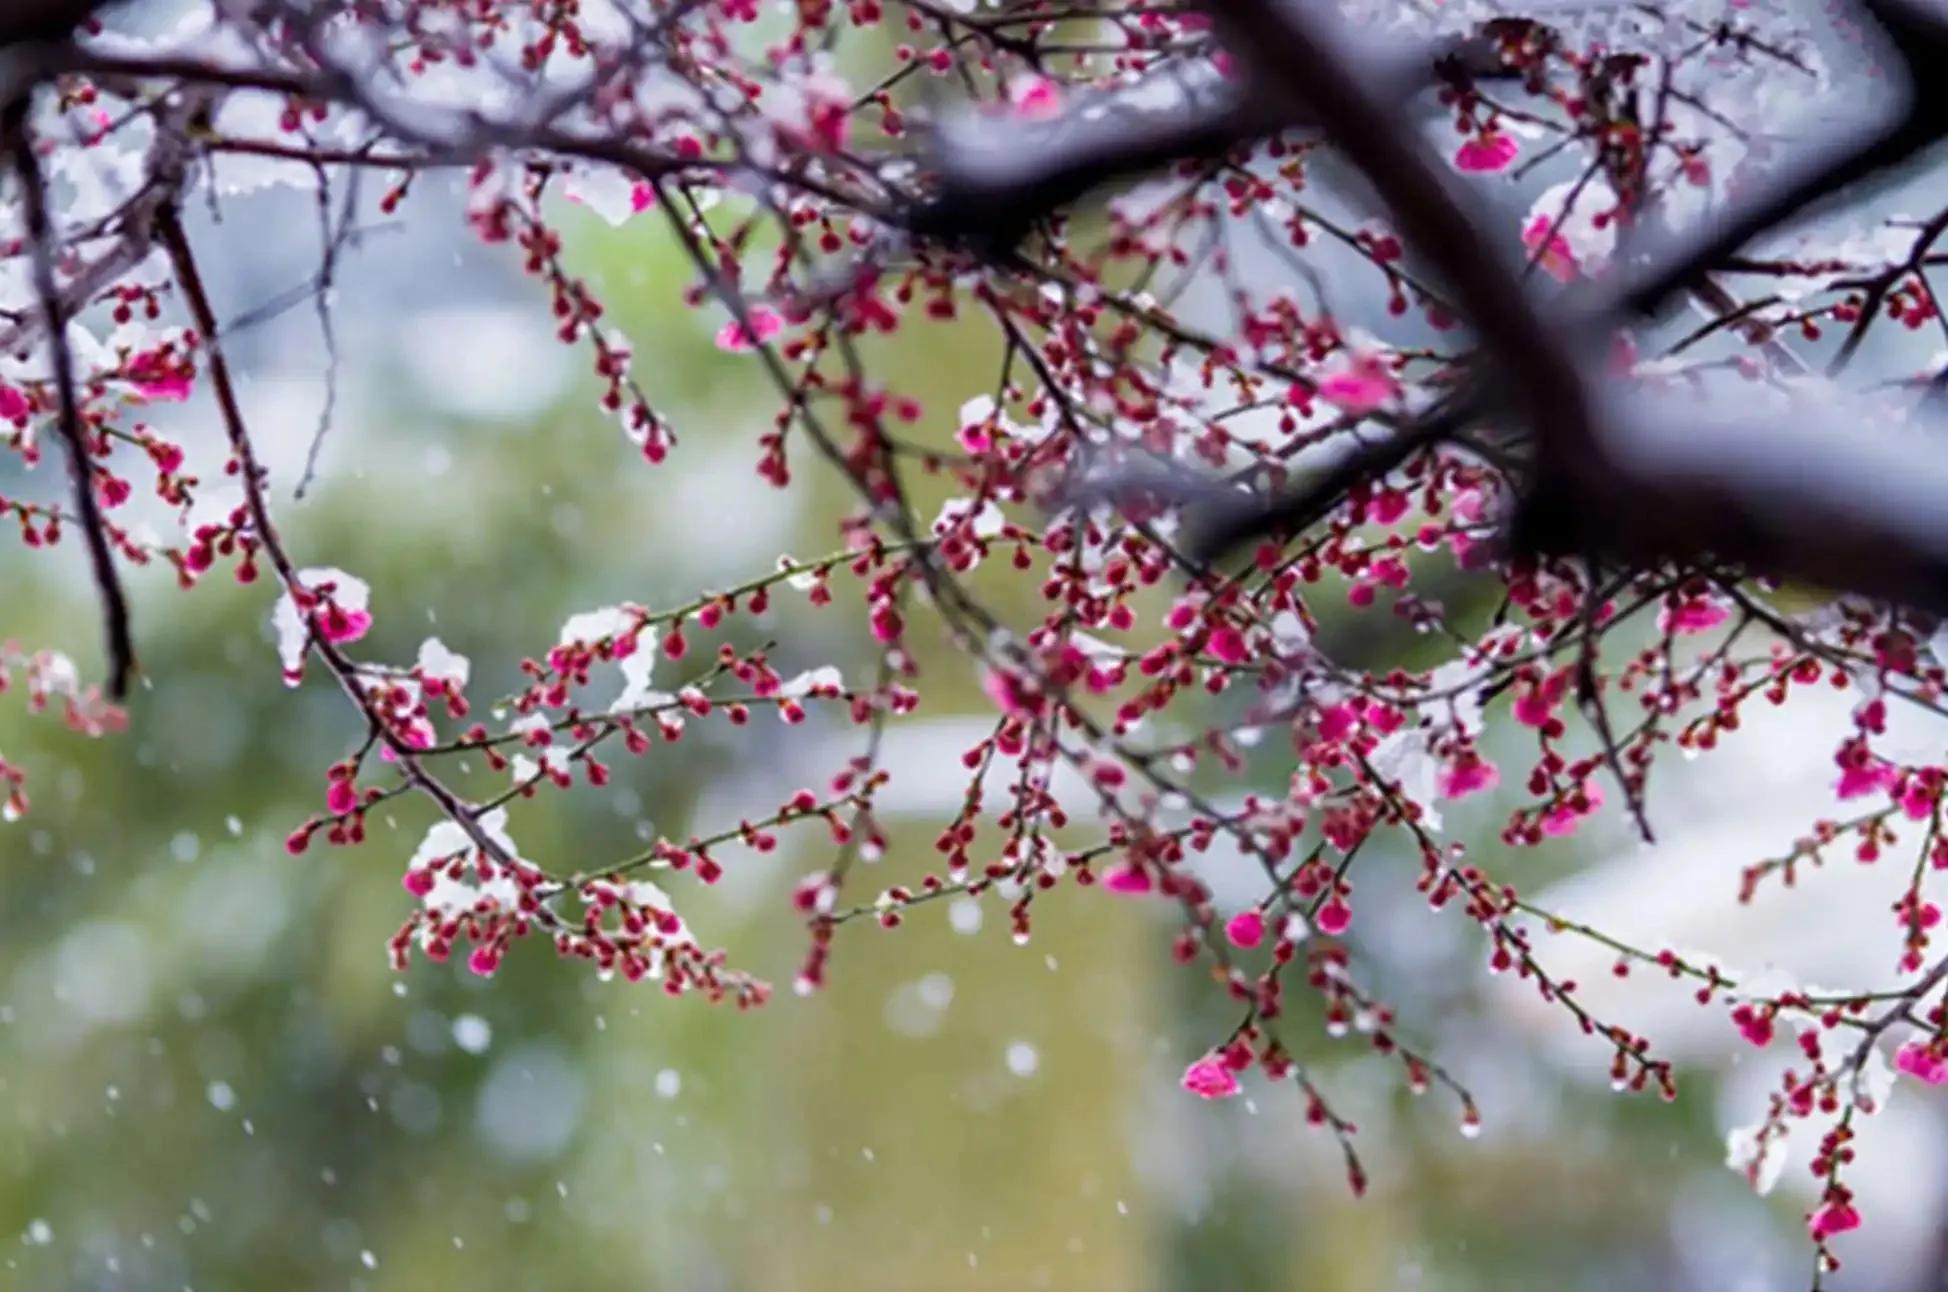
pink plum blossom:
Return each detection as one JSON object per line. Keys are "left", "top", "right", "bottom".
{"left": 1316, "top": 355, "right": 1401, "bottom": 413}
{"left": 1011, "top": 76, "right": 1062, "bottom": 120}
{"left": 1226, "top": 910, "right": 1265, "bottom": 949}
{"left": 716, "top": 306, "right": 784, "bottom": 352}
{"left": 1539, "top": 778, "right": 1604, "bottom": 837}
{"left": 1181, "top": 1056, "right": 1240, "bottom": 1099}
{"left": 1438, "top": 755, "right": 1501, "bottom": 800}
{"left": 1454, "top": 132, "right": 1518, "bottom": 173}
{"left": 1895, "top": 1039, "right": 1948, "bottom": 1084}
{"left": 1808, "top": 1199, "right": 1861, "bottom": 1241}
{"left": 1522, "top": 214, "right": 1579, "bottom": 282}
{"left": 1659, "top": 597, "right": 1731, "bottom": 635}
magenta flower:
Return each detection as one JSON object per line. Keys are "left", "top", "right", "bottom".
{"left": 317, "top": 603, "right": 372, "bottom": 645}
{"left": 1181, "top": 1056, "right": 1240, "bottom": 1099}
{"left": 1895, "top": 1039, "right": 1948, "bottom": 1085}
{"left": 1659, "top": 597, "right": 1731, "bottom": 636}
{"left": 1316, "top": 355, "right": 1400, "bottom": 413}
{"left": 1225, "top": 910, "right": 1265, "bottom": 949}
{"left": 1207, "top": 625, "right": 1249, "bottom": 665}
{"left": 1011, "top": 76, "right": 1062, "bottom": 120}
{"left": 1454, "top": 132, "right": 1518, "bottom": 173}
{"left": 1808, "top": 1199, "right": 1861, "bottom": 1241}
{"left": 1522, "top": 214, "right": 1579, "bottom": 282}
{"left": 716, "top": 305, "right": 784, "bottom": 352}
{"left": 1438, "top": 755, "right": 1501, "bottom": 800}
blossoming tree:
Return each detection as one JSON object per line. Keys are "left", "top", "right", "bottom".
{"left": 7, "top": 0, "right": 1948, "bottom": 1279}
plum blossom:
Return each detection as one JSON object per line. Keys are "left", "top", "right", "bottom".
{"left": 1180, "top": 1055, "right": 1240, "bottom": 1099}
{"left": 1808, "top": 1198, "right": 1861, "bottom": 1241}
{"left": 272, "top": 568, "right": 372, "bottom": 684}
{"left": 1437, "top": 754, "right": 1500, "bottom": 800}
{"left": 1539, "top": 778, "right": 1604, "bottom": 837}
{"left": 716, "top": 306, "right": 784, "bottom": 352}
{"left": 1010, "top": 76, "right": 1062, "bottom": 120}
{"left": 1835, "top": 739, "right": 1897, "bottom": 800}
{"left": 1102, "top": 864, "right": 1153, "bottom": 895}
{"left": 1207, "top": 624, "right": 1249, "bottom": 665}
{"left": 1895, "top": 1038, "right": 1948, "bottom": 1085}
{"left": 125, "top": 347, "right": 192, "bottom": 402}
{"left": 1315, "top": 354, "right": 1401, "bottom": 413}
{"left": 1520, "top": 177, "right": 1620, "bottom": 283}
{"left": 1454, "top": 131, "right": 1518, "bottom": 173}
{"left": 325, "top": 778, "right": 357, "bottom": 816}
{"left": 1522, "top": 216, "right": 1579, "bottom": 282}
{"left": 1315, "top": 899, "right": 1352, "bottom": 936}
{"left": 1659, "top": 596, "right": 1731, "bottom": 636}
{"left": 981, "top": 665, "right": 1040, "bottom": 718}
{"left": 1729, "top": 1002, "right": 1775, "bottom": 1048}
{"left": 1225, "top": 910, "right": 1265, "bottom": 948}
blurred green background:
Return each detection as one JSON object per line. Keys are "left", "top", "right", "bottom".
{"left": 0, "top": 180, "right": 1901, "bottom": 1292}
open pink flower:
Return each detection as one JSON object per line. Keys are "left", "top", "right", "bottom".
{"left": 126, "top": 348, "right": 192, "bottom": 402}
{"left": 1181, "top": 1055, "right": 1241, "bottom": 1099}
{"left": 1540, "top": 777, "right": 1604, "bottom": 837}
{"left": 716, "top": 306, "right": 784, "bottom": 352}
{"left": 1225, "top": 910, "right": 1265, "bottom": 949}
{"left": 1011, "top": 76, "right": 1062, "bottom": 120}
{"left": 981, "top": 666, "right": 1040, "bottom": 718}
{"left": 1102, "top": 864, "right": 1154, "bottom": 895}
{"left": 1317, "top": 703, "right": 1359, "bottom": 742}
{"left": 1514, "top": 672, "right": 1568, "bottom": 728}
{"left": 0, "top": 382, "right": 28, "bottom": 420}
{"left": 1895, "top": 1039, "right": 1948, "bottom": 1085}
{"left": 1438, "top": 755, "right": 1501, "bottom": 801}
{"left": 1659, "top": 596, "right": 1730, "bottom": 636}
{"left": 1454, "top": 132, "right": 1518, "bottom": 173}
{"left": 1808, "top": 1199, "right": 1861, "bottom": 1241}
{"left": 1835, "top": 741, "right": 1897, "bottom": 801}
{"left": 133, "top": 375, "right": 192, "bottom": 402}
{"left": 317, "top": 602, "right": 372, "bottom": 645}
{"left": 1730, "top": 1003, "right": 1774, "bottom": 1048}
{"left": 1207, "top": 625, "right": 1249, "bottom": 666}
{"left": 1522, "top": 215, "right": 1579, "bottom": 283}
{"left": 1316, "top": 355, "right": 1400, "bottom": 414}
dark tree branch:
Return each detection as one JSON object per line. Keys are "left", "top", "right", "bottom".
{"left": 1179, "top": 0, "right": 1948, "bottom": 621}
{"left": 905, "top": 23, "right": 1532, "bottom": 252}
{"left": 0, "top": 0, "right": 101, "bottom": 48}
{"left": 5, "top": 94, "right": 135, "bottom": 699}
